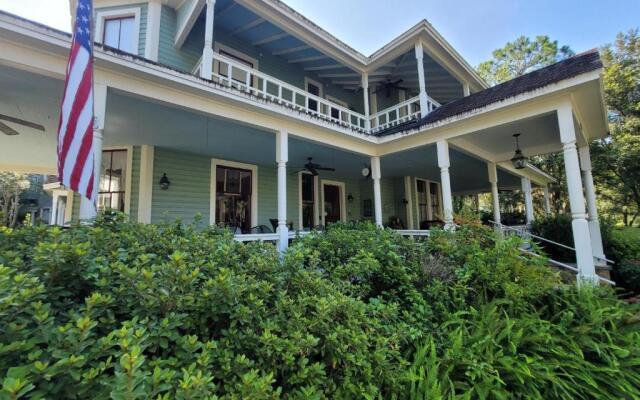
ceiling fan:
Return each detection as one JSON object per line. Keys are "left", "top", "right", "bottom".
{"left": 372, "top": 79, "right": 411, "bottom": 98}
{"left": 0, "top": 113, "right": 45, "bottom": 136}
{"left": 292, "top": 157, "right": 336, "bottom": 176}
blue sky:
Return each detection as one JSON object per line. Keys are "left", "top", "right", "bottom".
{"left": 281, "top": 0, "right": 639, "bottom": 65}
{"left": 0, "top": 0, "right": 638, "bottom": 66}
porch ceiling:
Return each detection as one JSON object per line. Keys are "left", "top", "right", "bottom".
{"left": 363, "top": 49, "right": 463, "bottom": 105}
{"left": 450, "top": 111, "right": 568, "bottom": 163}
{"left": 106, "top": 90, "right": 371, "bottom": 175}
{"left": 0, "top": 65, "right": 61, "bottom": 173}
{"left": 204, "top": 0, "right": 361, "bottom": 85}
{"left": 381, "top": 145, "right": 523, "bottom": 193}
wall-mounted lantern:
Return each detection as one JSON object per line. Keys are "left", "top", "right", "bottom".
{"left": 159, "top": 173, "right": 171, "bottom": 190}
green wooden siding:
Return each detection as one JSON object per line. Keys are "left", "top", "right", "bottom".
{"left": 95, "top": 3, "right": 148, "bottom": 57}
{"left": 151, "top": 148, "right": 211, "bottom": 225}
{"left": 157, "top": 5, "right": 203, "bottom": 72}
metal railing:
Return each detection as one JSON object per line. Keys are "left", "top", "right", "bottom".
{"left": 489, "top": 220, "right": 615, "bottom": 285}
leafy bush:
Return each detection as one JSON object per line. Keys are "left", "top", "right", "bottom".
{"left": 406, "top": 288, "right": 640, "bottom": 399}
{"left": 0, "top": 216, "right": 638, "bottom": 399}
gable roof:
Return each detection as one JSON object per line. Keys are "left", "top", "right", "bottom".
{"left": 375, "top": 49, "right": 603, "bottom": 136}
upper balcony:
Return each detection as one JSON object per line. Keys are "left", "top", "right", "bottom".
{"left": 93, "top": 0, "right": 485, "bottom": 135}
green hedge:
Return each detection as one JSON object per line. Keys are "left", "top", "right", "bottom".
{"left": 0, "top": 215, "right": 638, "bottom": 399}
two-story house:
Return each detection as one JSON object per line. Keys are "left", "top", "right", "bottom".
{"left": 0, "top": 0, "right": 609, "bottom": 282}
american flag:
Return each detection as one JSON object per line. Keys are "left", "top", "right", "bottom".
{"left": 57, "top": 0, "right": 96, "bottom": 204}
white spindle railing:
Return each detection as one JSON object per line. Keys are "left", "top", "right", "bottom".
{"left": 195, "top": 53, "right": 443, "bottom": 134}
{"left": 369, "top": 95, "right": 440, "bottom": 133}
{"left": 206, "top": 53, "right": 368, "bottom": 131}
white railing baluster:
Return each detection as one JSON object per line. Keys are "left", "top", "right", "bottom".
{"left": 203, "top": 53, "right": 441, "bottom": 133}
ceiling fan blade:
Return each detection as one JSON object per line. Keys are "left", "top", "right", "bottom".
{"left": 0, "top": 114, "right": 45, "bottom": 131}
{"left": 0, "top": 121, "right": 20, "bottom": 136}
{"left": 315, "top": 167, "right": 335, "bottom": 171}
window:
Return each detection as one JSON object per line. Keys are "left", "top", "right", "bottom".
{"left": 305, "top": 78, "right": 323, "bottom": 112}
{"left": 103, "top": 16, "right": 136, "bottom": 53}
{"left": 326, "top": 96, "right": 349, "bottom": 122}
{"left": 98, "top": 149, "right": 128, "bottom": 212}
{"left": 215, "top": 166, "right": 252, "bottom": 233}
{"left": 301, "top": 173, "right": 315, "bottom": 229}
{"left": 218, "top": 49, "right": 254, "bottom": 84}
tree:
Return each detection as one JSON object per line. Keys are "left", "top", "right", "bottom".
{"left": 0, "top": 172, "right": 30, "bottom": 227}
{"left": 477, "top": 35, "right": 574, "bottom": 86}
{"left": 477, "top": 36, "right": 574, "bottom": 215}
{"left": 592, "top": 29, "right": 640, "bottom": 226}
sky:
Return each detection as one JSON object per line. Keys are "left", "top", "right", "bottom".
{"left": 0, "top": 0, "right": 638, "bottom": 66}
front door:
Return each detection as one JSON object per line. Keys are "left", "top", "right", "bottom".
{"left": 323, "top": 184, "right": 341, "bottom": 225}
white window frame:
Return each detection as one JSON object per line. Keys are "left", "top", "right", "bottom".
{"left": 414, "top": 178, "right": 442, "bottom": 222}
{"left": 100, "top": 146, "right": 133, "bottom": 215}
{"left": 95, "top": 7, "right": 141, "bottom": 54}
{"left": 320, "top": 179, "right": 346, "bottom": 225}
{"left": 210, "top": 159, "right": 258, "bottom": 227}
{"left": 298, "top": 171, "right": 320, "bottom": 230}
{"left": 213, "top": 42, "right": 259, "bottom": 87}
{"left": 305, "top": 77, "right": 324, "bottom": 98}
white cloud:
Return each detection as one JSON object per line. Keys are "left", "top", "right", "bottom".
{"left": 0, "top": 0, "right": 71, "bottom": 32}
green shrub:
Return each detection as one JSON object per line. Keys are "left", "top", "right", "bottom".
{"left": 406, "top": 288, "right": 640, "bottom": 399}
{"left": 0, "top": 216, "right": 638, "bottom": 399}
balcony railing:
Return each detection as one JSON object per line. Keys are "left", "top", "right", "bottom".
{"left": 196, "top": 53, "right": 441, "bottom": 134}
{"left": 369, "top": 95, "right": 440, "bottom": 133}
{"left": 205, "top": 53, "right": 367, "bottom": 131}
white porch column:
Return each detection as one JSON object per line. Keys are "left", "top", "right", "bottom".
{"left": 579, "top": 145, "right": 606, "bottom": 264}
{"left": 463, "top": 82, "right": 470, "bottom": 97}
{"left": 414, "top": 42, "right": 429, "bottom": 117}
{"left": 201, "top": 0, "right": 216, "bottom": 79}
{"left": 487, "top": 162, "right": 501, "bottom": 225}
{"left": 558, "top": 103, "right": 597, "bottom": 283}
{"left": 276, "top": 130, "right": 289, "bottom": 253}
{"left": 521, "top": 177, "right": 534, "bottom": 224}
{"left": 79, "top": 83, "right": 107, "bottom": 220}
{"left": 144, "top": 0, "right": 161, "bottom": 61}
{"left": 362, "top": 73, "right": 370, "bottom": 130}
{"left": 436, "top": 140, "right": 454, "bottom": 227}
{"left": 371, "top": 156, "right": 383, "bottom": 227}
{"left": 543, "top": 185, "right": 551, "bottom": 216}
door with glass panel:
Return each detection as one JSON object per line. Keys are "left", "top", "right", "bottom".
{"left": 415, "top": 178, "right": 442, "bottom": 228}
{"left": 215, "top": 166, "right": 252, "bottom": 233}
{"left": 300, "top": 172, "right": 316, "bottom": 230}
{"left": 98, "top": 149, "right": 128, "bottom": 212}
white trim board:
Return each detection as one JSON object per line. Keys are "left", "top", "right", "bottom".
{"left": 210, "top": 158, "right": 259, "bottom": 227}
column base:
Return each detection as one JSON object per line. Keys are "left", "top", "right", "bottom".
{"left": 571, "top": 217, "right": 596, "bottom": 281}
{"left": 277, "top": 224, "right": 289, "bottom": 254}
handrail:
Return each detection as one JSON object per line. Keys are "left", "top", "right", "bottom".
{"left": 395, "top": 229, "right": 431, "bottom": 236}
{"left": 208, "top": 53, "right": 368, "bottom": 131}
{"left": 521, "top": 249, "right": 615, "bottom": 285}
{"left": 489, "top": 220, "right": 615, "bottom": 265}
{"left": 369, "top": 95, "right": 440, "bottom": 133}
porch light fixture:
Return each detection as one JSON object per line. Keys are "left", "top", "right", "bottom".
{"left": 159, "top": 173, "right": 171, "bottom": 190}
{"left": 510, "top": 133, "right": 527, "bottom": 170}
{"left": 347, "top": 194, "right": 354, "bottom": 203}
{"left": 361, "top": 164, "right": 371, "bottom": 178}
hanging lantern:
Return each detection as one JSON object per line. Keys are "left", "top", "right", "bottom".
{"left": 510, "top": 133, "right": 527, "bottom": 169}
